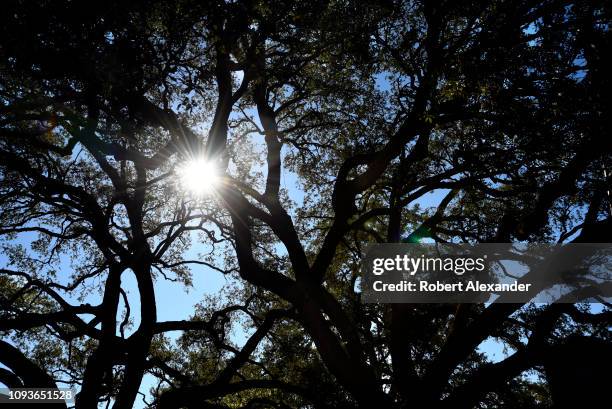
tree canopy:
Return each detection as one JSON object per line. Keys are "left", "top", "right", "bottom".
{"left": 0, "top": 1, "right": 610, "bottom": 408}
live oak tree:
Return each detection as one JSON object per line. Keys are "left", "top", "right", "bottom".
{"left": 1, "top": 1, "right": 611, "bottom": 409}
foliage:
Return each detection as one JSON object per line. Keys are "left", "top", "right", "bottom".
{"left": 1, "top": 1, "right": 611, "bottom": 408}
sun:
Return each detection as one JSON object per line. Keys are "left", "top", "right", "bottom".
{"left": 176, "top": 158, "right": 220, "bottom": 196}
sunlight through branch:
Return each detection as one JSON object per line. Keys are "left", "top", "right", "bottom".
{"left": 176, "top": 158, "right": 220, "bottom": 197}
